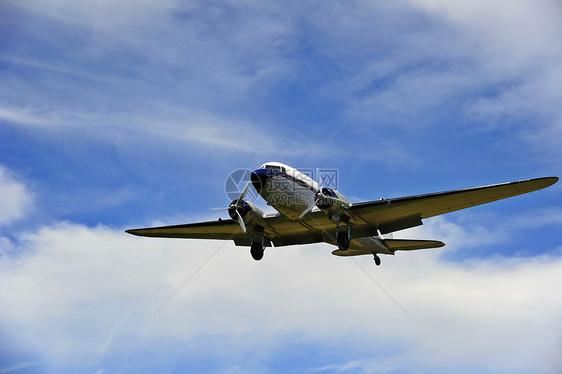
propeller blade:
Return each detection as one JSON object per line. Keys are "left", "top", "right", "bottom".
{"left": 210, "top": 207, "right": 230, "bottom": 211}
{"left": 238, "top": 182, "right": 250, "bottom": 203}
{"left": 300, "top": 170, "right": 324, "bottom": 218}
{"left": 234, "top": 182, "right": 251, "bottom": 210}
{"left": 236, "top": 209, "right": 247, "bottom": 233}
{"left": 299, "top": 202, "right": 316, "bottom": 218}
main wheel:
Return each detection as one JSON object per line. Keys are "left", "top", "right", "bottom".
{"left": 250, "top": 242, "right": 264, "bottom": 261}
{"left": 373, "top": 254, "right": 381, "bottom": 266}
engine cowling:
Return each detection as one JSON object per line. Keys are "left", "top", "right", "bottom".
{"left": 228, "top": 199, "right": 265, "bottom": 228}
{"left": 316, "top": 188, "right": 350, "bottom": 218}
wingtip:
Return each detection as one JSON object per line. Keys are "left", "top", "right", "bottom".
{"left": 541, "top": 176, "right": 559, "bottom": 188}
{"left": 522, "top": 176, "right": 559, "bottom": 190}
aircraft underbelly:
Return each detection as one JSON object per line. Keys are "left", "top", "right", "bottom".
{"left": 259, "top": 176, "right": 316, "bottom": 219}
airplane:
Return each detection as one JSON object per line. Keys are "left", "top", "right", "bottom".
{"left": 126, "top": 162, "right": 558, "bottom": 265}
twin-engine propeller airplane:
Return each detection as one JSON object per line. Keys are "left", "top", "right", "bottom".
{"left": 126, "top": 162, "right": 558, "bottom": 265}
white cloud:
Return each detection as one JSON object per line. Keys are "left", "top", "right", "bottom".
{"left": 412, "top": 0, "right": 562, "bottom": 64}
{"left": 0, "top": 166, "right": 33, "bottom": 226}
{"left": 0, "top": 361, "right": 43, "bottom": 374}
{"left": 408, "top": 0, "right": 562, "bottom": 148}
{"left": 2, "top": 1, "right": 308, "bottom": 159}
{"left": 306, "top": 0, "right": 562, "bottom": 166}
{"left": 0, "top": 107, "right": 51, "bottom": 127}
{"left": 10, "top": 0, "right": 295, "bottom": 95}
{"left": 0, "top": 105, "right": 310, "bottom": 158}
{"left": 5, "top": 0, "right": 562, "bottom": 166}
{"left": 1, "top": 219, "right": 560, "bottom": 372}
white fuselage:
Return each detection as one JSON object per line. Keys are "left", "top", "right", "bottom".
{"left": 251, "top": 162, "right": 319, "bottom": 219}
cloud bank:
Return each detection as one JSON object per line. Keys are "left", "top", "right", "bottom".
{"left": 1, "top": 217, "right": 561, "bottom": 373}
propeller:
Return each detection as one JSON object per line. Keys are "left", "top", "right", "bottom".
{"left": 237, "top": 181, "right": 250, "bottom": 202}
{"left": 299, "top": 169, "right": 321, "bottom": 218}
{"left": 210, "top": 182, "right": 250, "bottom": 232}
{"left": 299, "top": 171, "right": 348, "bottom": 218}
{"left": 232, "top": 182, "right": 250, "bottom": 232}
{"left": 234, "top": 207, "right": 247, "bottom": 233}
{"left": 299, "top": 200, "right": 316, "bottom": 218}
{"left": 299, "top": 189, "right": 348, "bottom": 218}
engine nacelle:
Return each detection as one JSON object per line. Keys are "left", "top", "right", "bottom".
{"left": 228, "top": 199, "right": 266, "bottom": 228}
{"left": 316, "top": 187, "right": 350, "bottom": 219}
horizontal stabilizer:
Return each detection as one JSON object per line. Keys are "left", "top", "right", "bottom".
{"left": 332, "top": 238, "right": 444, "bottom": 256}
{"left": 382, "top": 239, "right": 445, "bottom": 251}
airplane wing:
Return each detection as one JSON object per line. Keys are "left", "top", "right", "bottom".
{"left": 126, "top": 176, "right": 558, "bottom": 249}
{"left": 349, "top": 176, "right": 558, "bottom": 234}
{"left": 125, "top": 212, "right": 334, "bottom": 247}
{"left": 125, "top": 218, "right": 250, "bottom": 243}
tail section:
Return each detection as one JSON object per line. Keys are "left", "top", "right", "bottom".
{"left": 332, "top": 237, "right": 444, "bottom": 256}
{"left": 382, "top": 239, "right": 445, "bottom": 251}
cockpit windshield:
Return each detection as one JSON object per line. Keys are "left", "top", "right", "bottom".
{"left": 261, "top": 164, "right": 285, "bottom": 172}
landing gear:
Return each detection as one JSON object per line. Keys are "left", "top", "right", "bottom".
{"left": 337, "top": 230, "right": 349, "bottom": 251}
{"left": 250, "top": 230, "right": 265, "bottom": 261}
{"left": 373, "top": 254, "right": 381, "bottom": 266}
{"left": 336, "top": 220, "right": 351, "bottom": 251}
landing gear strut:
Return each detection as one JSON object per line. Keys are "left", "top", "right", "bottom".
{"left": 336, "top": 231, "right": 349, "bottom": 251}
{"left": 336, "top": 219, "right": 351, "bottom": 251}
{"left": 373, "top": 254, "right": 381, "bottom": 266}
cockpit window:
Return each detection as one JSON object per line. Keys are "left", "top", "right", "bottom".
{"left": 260, "top": 164, "right": 286, "bottom": 173}
{"left": 265, "top": 164, "right": 283, "bottom": 171}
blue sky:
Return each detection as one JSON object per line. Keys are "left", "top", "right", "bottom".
{"left": 1, "top": 0, "right": 562, "bottom": 373}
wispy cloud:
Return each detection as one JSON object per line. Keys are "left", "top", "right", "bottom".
{"left": 0, "top": 361, "right": 42, "bottom": 374}
{"left": 0, "top": 166, "right": 33, "bottom": 226}
{"left": 4, "top": 0, "right": 562, "bottom": 167}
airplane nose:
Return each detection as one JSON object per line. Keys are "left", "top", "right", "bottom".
{"left": 251, "top": 169, "right": 270, "bottom": 193}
